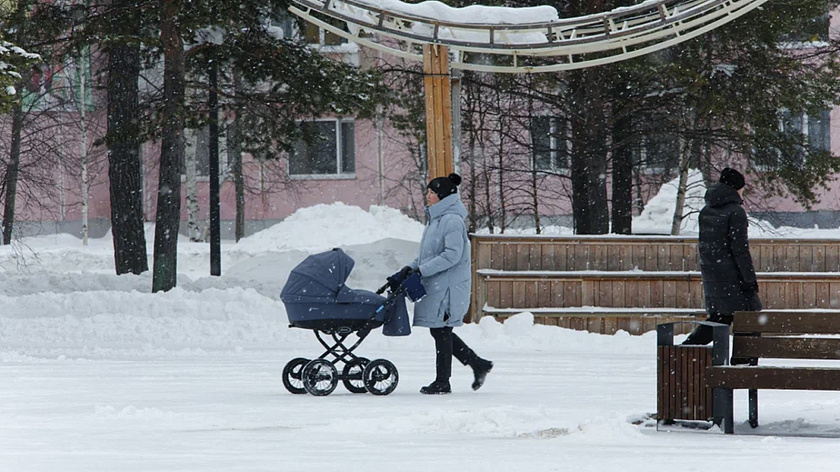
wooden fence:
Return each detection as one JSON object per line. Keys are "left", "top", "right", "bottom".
{"left": 469, "top": 235, "right": 840, "bottom": 334}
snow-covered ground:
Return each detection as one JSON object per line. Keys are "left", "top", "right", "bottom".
{"left": 2, "top": 201, "right": 840, "bottom": 471}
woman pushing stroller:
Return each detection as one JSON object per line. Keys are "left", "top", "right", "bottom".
{"left": 393, "top": 173, "right": 493, "bottom": 395}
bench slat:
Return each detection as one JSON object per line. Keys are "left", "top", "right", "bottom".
{"left": 734, "top": 311, "right": 840, "bottom": 335}
{"left": 708, "top": 366, "right": 840, "bottom": 390}
{"left": 733, "top": 337, "right": 840, "bottom": 360}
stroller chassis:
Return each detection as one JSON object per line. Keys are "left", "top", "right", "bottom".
{"left": 283, "top": 283, "right": 401, "bottom": 396}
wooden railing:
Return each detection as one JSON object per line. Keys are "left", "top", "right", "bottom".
{"left": 469, "top": 235, "right": 840, "bottom": 334}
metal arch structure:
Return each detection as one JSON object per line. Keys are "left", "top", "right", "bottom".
{"left": 289, "top": 0, "right": 771, "bottom": 73}
{"left": 287, "top": 0, "right": 770, "bottom": 177}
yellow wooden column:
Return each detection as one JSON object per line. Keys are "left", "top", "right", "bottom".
{"left": 423, "top": 44, "right": 454, "bottom": 179}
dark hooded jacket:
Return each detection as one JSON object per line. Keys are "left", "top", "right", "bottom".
{"left": 698, "top": 183, "right": 758, "bottom": 313}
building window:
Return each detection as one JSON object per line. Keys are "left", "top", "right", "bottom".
{"left": 183, "top": 126, "right": 228, "bottom": 178}
{"left": 635, "top": 134, "right": 680, "bottom": 172}
{"left": 781, "top": 13, "right": 829, "bottom": 43}
{"left": 530, "top": 115, "right": 570, "bottom": 171}
{"left": 289, "top": 119, "right": 355, "bottom": 176}
{"left": 304, "top": 14, "right": 348, "bottom": 47}
{"left": 754, "top": 109, "right": 830, "bottom": 169}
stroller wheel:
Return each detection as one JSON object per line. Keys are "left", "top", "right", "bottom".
{"left": 282, "top": 357, "right": 309, "bottom": 394}
{"left": 342, "top": 358, "right": 370, "bottom": 393}
{"left": 302, "top": 359, "right": 339, "bottom": 396}
{"left": 363, "top": 359, "right": 399, "bottom": 396}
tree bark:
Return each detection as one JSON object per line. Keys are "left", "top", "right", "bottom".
{"left": 107, "top": 0, "right": 148, "bottom": 274}
{"left": 611, "top": 94, "right": 633, "bottom": 235}
{"left": 152, "top": 0, "right": 185, "bottom": 292}
{"left": 569, "top": 69, "right": 609, "bottom": 235}
{"left": 2, "top": 105, "right": 23, "bottom": 245}
{"left": 671, "top": 136, "right": 691, "bottom": 236}
{"left": 185, "top": 131, "right": 200, "bottom": 241}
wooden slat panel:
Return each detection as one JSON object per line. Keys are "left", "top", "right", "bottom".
{"left": 644, "top": 244, "right": 657, "bottom": 271}
{"left": 486, "top": 280, "right": 500, "bottom": 308}
{"left": 614, "top": 280, "right": 625, "bottom": 308}
{"left": 708, "top": 366, "right": 840, "bottom": 390}
{"left": 516, "top": 244, "right": 530, "bottom": 270}
{"left": 574, "top": 244, "right": 588, "bottom": 270}
{"left": 773, "top": 245, "right": 785, "bottom": 272}
{"left": 831, "top": 282, "right": 840, "bottom": 309}
{"left": 498, "top": 280, "right": 512, "bottom": 309}
{"left": 785, "top": 245, "right": 800, "bottom": 272}
{"left": 734, "top": 311, "right": 840, "bottom": 334}
{"left": 537, "top": 280, "right": 551, "bottom": 308}
{"left": 607, "top": 245, "right": 620, "bottom": 271}
{"left": 733, "top": 336, "right": 840, "bottom": 360}
{"left": 550, "top": 280, "right": 565, "bottom": 307}
{"left": 556, "top": 244, "right": 569, "bottom": 271}
{"left": 619, "top": 245, "right": 632, "bottom": 270}
{"left": 648, "top": 280, "right": 663, "bottom": 308}
{"left": 802, "top": 281, "right": 817, "bottom": 309}
{"left": 529, "top": 244, "right": 541, "bottom": 270}
{"left": 525, "top": 280, "right": 539, "bottom": 309}
{"left": 657, "top": 346, "right": 666, "bottom": 419}
{"left": 511, "top": 280, "right": 527, "bottom": 309}
{"left": 540, "top": 244, "right": 555, "bottom": 271}
{"left": 567, "top": 280, "right": 581, "bottom": 307}
{"left": 827, "top": 245, "right": 840, "bottom": 272}
{"left": 816, "top": 282, "right": 830, "bottom": 308}
{"left": 489, "top": 244, "right": 504, "bottom": 270}
{"left": 503, "top": 244, "right": 517, "bottom": 271}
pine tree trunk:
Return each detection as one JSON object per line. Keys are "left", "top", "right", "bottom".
{"left": 152, "top": 0, "right": 185, "bottom": 293}
{"left": 611, "top": 97, "right": 633, "bottom": 235}
{"left": 2, "top": 105, "right": 22, "bottom": 245}
{"left": 569, "top": 69, "right": 610, "bottom": 235}
{"left": 107, "top": 1, "right": 148, "bottom": 274}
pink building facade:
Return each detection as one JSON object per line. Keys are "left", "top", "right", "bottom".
{"left": 7, "top": 18, "right": 840, "bottom": 239}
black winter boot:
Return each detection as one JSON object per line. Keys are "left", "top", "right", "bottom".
{"left": 471, "top": 359, "right": 493, "bottom": 391}
{"left": 420, "top": 380, "right": 451, "bottom": 395}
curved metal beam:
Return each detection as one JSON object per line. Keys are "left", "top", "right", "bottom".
{"left": 289, "top": 0, "right": 771, "bottom": 72}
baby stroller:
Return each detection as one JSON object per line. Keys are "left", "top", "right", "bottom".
{"left": 280, "top": 248, "right": 411, "bottom": 396}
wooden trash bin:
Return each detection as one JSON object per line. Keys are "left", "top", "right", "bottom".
{"left": 656, "top": 322, "right": 728, "bottom": 424}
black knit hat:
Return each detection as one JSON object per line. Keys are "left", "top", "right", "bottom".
{"left": 427, "top": 173, "right": 462, "bottom": 200}
{"left": 719, "top": 167, "right": 745, "bottom": 191}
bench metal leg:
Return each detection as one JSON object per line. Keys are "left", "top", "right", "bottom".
{"left": 749, "top": 389, "right": 758, "bottom": 428}
{"left": 713, "top": 387, "right": 734, "bottom": 434}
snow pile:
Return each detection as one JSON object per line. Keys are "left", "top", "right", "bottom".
{"left": 333, "top": 0, "right": 558, "bottom": 45}
{"left": 633, "top": 169, "right": 706, "bottom": 235}
{"left": 233, "top": 203, "right": 424, "bottom": 253}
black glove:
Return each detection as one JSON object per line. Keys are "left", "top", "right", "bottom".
{"left": 387, "top": 266, "right": 413, "bottom": 290}
{"left": 742, "top": 281, "right": 759, "bottom": 294}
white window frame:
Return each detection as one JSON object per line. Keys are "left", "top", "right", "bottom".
{"left": 530, "top": 115, "right": 570, "bottom": 173}
{"left": 754, "top": 108, "right": 831, "bottom": 171}
{"left": 288, "top": 118, "right": 356, "bottom": 180}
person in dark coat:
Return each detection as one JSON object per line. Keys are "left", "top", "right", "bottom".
{"left": 394, "top": 173, "right": 493, "bottom": 394}
{"left": 683, "top": 167, "right": 762, "bottom": 345}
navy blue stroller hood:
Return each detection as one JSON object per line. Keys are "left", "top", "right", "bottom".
{"left": 281, "top": 248, "right": 410, "bottom": 336}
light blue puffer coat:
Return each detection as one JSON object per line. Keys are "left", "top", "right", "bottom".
{"left": 409, "top": 193, "right": 471, "bottom": 328}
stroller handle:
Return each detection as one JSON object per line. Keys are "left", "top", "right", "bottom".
{"left": 375, "top": 282, "right": 390, "bottom": 295}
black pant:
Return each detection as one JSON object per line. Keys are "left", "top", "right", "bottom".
{"left": 683, "top": 293, "right": 763, "bottom": 345}
{"left": 429, "top": 326, "right": 477, "bottom": 382}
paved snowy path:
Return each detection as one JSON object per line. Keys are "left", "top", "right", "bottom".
{"left": 3, "top": 339, "right": 840, "bottom": 471}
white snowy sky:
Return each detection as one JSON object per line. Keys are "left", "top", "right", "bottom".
{"left": 1, "top": 190, "right": 839, "bottom": 470}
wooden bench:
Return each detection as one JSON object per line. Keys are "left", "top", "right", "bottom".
{"left": 706, "top": 310, "right": 840, "bottom": 434}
